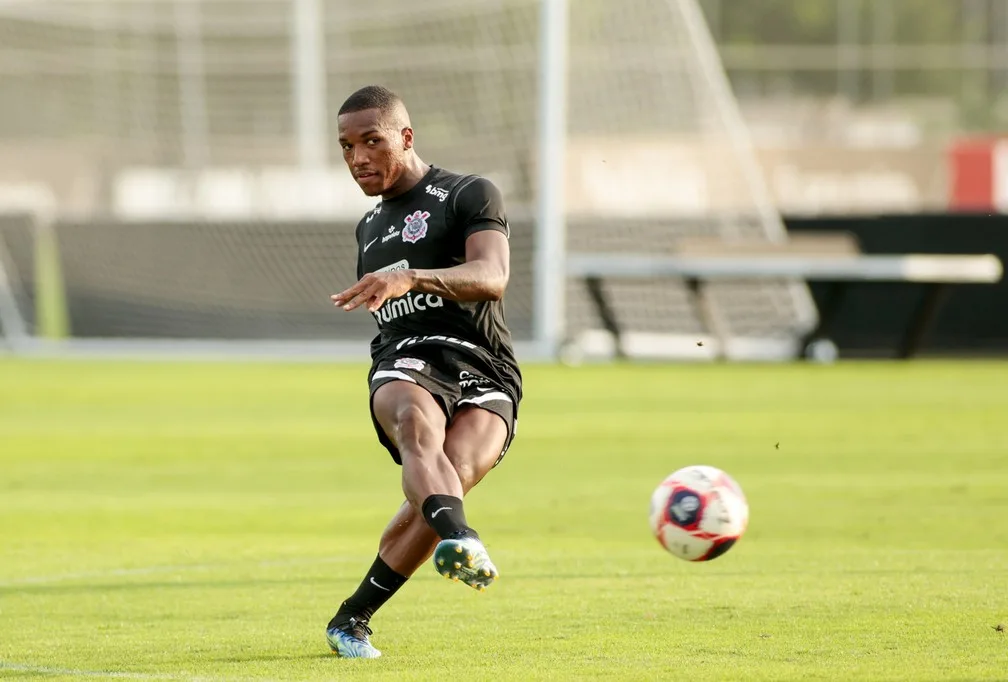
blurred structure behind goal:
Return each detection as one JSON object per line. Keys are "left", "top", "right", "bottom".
{"left": 0, "top": 0, "right": 816, "bottom": 361}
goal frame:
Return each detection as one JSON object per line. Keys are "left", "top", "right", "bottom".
{"left": 0, "top": 0, "right": 810, "bottom": 364}
{"left": 0, "top": 185, "right": 61, "bottom": 353}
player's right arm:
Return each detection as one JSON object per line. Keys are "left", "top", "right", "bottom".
{"left": 331, "top": 234, "right": 507, "bottom": 313}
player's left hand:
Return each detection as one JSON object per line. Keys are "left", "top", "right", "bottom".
{"left": 331, "top": 270, "right": 415, "bottom": 313}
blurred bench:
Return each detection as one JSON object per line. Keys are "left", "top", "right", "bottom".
{"left": 566, "top": 231, "right": 1004, "bottom": 360}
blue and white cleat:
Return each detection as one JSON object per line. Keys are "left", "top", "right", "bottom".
{"left": 432, "top": 535, "right": 499, "bottom": 591}
{"left": 326, "top": 616, "right": 381, "bottom": 659}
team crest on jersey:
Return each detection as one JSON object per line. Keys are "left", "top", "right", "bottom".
{"left": 394, "top": 357, "right": 425, "bottom": 371}
{"left": 402, "top": 210, "right": 430, "bottom": 244}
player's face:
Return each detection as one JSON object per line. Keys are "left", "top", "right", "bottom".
{"left": 337, "top": 109, "right": 411, "bottom": 197}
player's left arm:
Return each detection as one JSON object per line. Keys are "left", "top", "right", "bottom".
{"left": 332, "top": 177, "right": 510, "bottom": 312}
{"left": 408, "top": 175, "right": 511, "bottom": 302}
{"left": 407, "top": 230, "right": 508, "bottom": 302}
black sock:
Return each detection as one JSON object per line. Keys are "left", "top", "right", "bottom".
{"left": 421, "top": 494, "right": 478, "bottom": 540}
{"left": 332, "top": 554, "right": 407, "bottom": 625}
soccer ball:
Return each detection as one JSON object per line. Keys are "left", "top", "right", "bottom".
{"left": 648, "top": 465, "right": 749, "bottom": 562}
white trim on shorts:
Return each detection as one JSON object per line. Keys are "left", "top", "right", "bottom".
{"left": 457, "top": 391, "right": 512, "bottom": 406}
{"left": 371, "top": 370, "right": 417, "bottom": 383}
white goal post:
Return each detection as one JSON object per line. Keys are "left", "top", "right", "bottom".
{"left": 0, "top": 232, "right": 27, "bottom": 349}
{"left": 0, "top": 185, "right": 59, "bottom": 352}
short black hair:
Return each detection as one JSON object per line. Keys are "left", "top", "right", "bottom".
{"left": 338, "top": 85, "right": 404, "bottom": 117}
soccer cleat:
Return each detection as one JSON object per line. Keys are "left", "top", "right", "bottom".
{"left": 432, "top": 535, "right": 499, "bottom": 590}
{"left": 326, "top": 616, "right": 381, "bottom": 659}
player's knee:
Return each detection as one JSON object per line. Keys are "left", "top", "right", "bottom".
{"left": 444, "top": 442, "right": 493, "bottom": 492}
{"left": 392, "top": 403, "right": 441, "bottom": 454}
{"left": 448, "top": 455, "right": 480, "bottom": 492}
{"left": 443, "top": 410, "right": 507, "bottom": 492}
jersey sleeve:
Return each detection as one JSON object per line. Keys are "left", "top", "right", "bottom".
{"left": 354, "top": 220, "right": 363, "bottom": 280}
{"left": 449, "top": 176, "right": 510, "bottom": 241}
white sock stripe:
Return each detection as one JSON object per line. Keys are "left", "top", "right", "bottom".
{"left": 457, "top": 391, "right": 512, "bottom": 406}
{"left": 371, "top": 370, "right": 417, "bottom": 383}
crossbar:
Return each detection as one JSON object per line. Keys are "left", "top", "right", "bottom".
{"left": 566, "top": 253, "right": 1004, "bottom": 284}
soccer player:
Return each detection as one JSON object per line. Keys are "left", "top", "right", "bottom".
{"left": 325, "top": 85, "right": 523, "bottom": 659}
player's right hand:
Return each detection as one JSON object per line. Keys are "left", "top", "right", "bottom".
{"left": 331, "top": 270, "right": 415, "bottom": 313}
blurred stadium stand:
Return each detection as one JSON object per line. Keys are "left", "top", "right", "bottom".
{"left": 1, "top": 0, "right": 1006, "bottom": 358}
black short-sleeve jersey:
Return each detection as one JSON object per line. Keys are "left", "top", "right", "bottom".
{"left": 354, "top": 166, "right": 522, "bottom": 400}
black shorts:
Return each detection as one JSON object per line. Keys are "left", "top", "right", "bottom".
{"left": 367, "top": 344, "right": 519, "bottom": 466}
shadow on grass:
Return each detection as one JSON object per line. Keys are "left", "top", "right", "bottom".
{"left": 211, "top": 652, "right": 334, "bottom": 664}
{"left": 0, "top": 576, "right": 330, "bottom": 596}
{"left": 1, "top": 564, "right": 982, "bottom": 599}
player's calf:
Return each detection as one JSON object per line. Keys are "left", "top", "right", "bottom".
{"left": 422, "top": 407, "right": 509, "bottom": 591}
{"left": 326, "top": 553, "right": 407, "bottom": 658}
{"left": 420, "top": 493, "right": 480, "bottom": 541}
{"left": 419, "top": 491, "right": 497, "bottom": 590}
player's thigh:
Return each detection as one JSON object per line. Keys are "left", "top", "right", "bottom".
{"left": 444, "top": 406, "right": 509, "bottom": 492}
{"left": 371, "top": 380, "right": 447, "bottom": 450}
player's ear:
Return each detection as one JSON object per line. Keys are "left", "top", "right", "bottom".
{"left": 401, "top": 127, "right": 414, "bottom": 150}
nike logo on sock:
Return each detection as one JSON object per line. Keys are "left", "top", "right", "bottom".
{"left": 430, "top": 506, "right": 452, "bottom": 518}
{"left": 369, "top": 577, "right": 390, "bottom": 592}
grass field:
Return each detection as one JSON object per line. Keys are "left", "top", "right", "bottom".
{"left": 1, "top": 358, "right": 1007, "bottom": 681}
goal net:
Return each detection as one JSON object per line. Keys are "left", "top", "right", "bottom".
{"left": 561, "top": 0, "right": 816, "bottom": 360}
{"left": 0, "top": 0, "right": 814, "bottom": 360}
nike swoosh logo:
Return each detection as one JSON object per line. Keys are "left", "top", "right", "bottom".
{"left": 475, "top": 387, "right": 493, "bottom": 392}
{"left": 369, "top": 577, "right": 390, "bottom": 592}
{"left": 430, "top": 506, "right": 452, "bottom": 518}
{"left": 363, "top": 236, "right": 379, "bottom": 252}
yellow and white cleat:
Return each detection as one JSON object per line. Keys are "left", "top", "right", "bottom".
{"left": 432, "top": 535, "right": 498, "bottom": 590}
